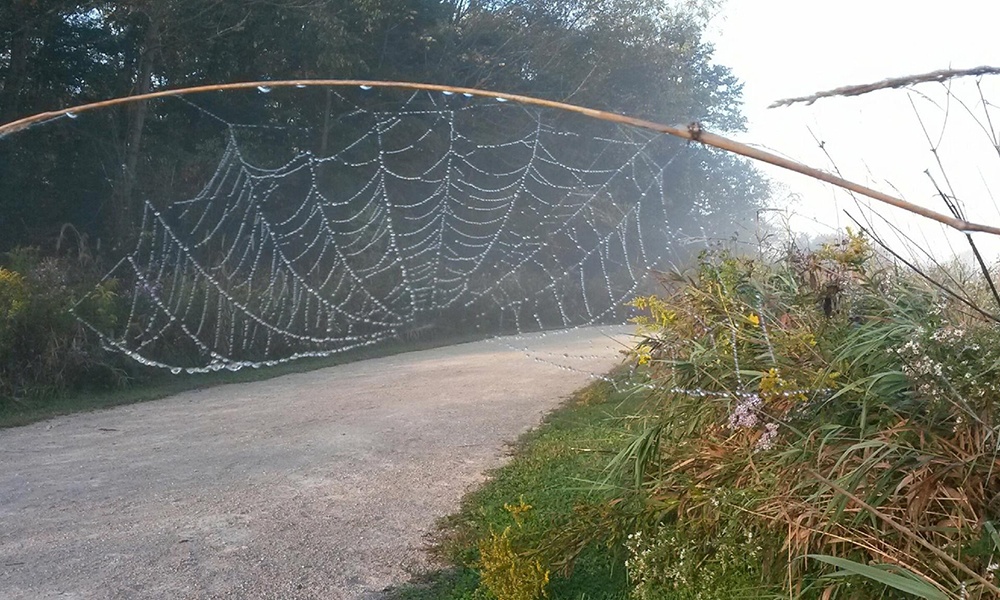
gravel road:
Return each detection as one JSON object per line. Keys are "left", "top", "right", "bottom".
{"left": 0, "top": 327, "right": 627, "bottom": 599}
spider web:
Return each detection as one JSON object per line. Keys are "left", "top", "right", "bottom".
{"left": 67, "top": 86, "right": 697, "bottom": 373}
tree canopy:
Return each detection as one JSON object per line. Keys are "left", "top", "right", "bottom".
{"left": 0, "top": 0, "right": 766, "bottom": 249}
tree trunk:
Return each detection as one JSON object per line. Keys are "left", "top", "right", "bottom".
{"left": 320, "top": 88, "right": 333, "bottom": 155}
{"left": 0, "top": 3, "right": 33, "bottom": 123}
{"left": 111, "top": 16, "right": 160, "bottom": 245}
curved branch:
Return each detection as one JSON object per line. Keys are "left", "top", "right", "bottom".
{"left": 3, "top": 78, "right": 1000, "bottom": 236}
{"left": 770, "top": 65, "right": 1000, "bottom": 108}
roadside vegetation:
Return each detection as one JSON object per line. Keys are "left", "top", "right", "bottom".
{"left": 395, "top": 230, "right": 1000, "bottom": 600}
{"left": 1, "top": 1, "right": 766, "bottom": 421}
{"left": 0, "top": 240, "right": 484, "bottom": 429}
{"left": 0, "top": 329, "right": 480, "bottom": 430}
{"left": 389, "top": 377, "right": 638, "bottom": 600}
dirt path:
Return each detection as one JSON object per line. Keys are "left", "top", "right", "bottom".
{"left": 0, "top": 327, "right": 627, "bottom": 599}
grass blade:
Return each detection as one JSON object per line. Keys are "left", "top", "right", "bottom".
{"left": 808, "top": 555, "right": 948, "bottom": 600}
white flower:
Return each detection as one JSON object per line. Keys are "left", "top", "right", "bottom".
{"left": 755, "top": 422, "right": 779, "bottom": 452}
{"left": 728, "top": 394, "right": 762, "bottom": 430}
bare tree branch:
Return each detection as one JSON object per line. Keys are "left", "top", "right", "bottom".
{"left": 4, "top": 79, "right": 1000, "bottom": 236}
{"left": 769, "top": 66, "right": 1000, "bottom": 108}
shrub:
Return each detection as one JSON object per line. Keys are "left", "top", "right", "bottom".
{"left": 0, "top": 246, "right": 131, "bottom": 404}
{"left": 0, "top": 267, "right": 28, "bottom": 345}
{"left": 625, "top": 519, "right": 772, "bottom": 600}
{"left": 477, "top": 498, "right": 551, "bottom": 600}
{"left": 601, "top": 233, "right": 1000, "bottom": 599}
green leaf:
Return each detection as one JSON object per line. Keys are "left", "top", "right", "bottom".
{"left": 808, "top": 555, "right": 948, "bottom": 600}
{"left": 985, "top": 521, "right": 1000, "bottom": 553}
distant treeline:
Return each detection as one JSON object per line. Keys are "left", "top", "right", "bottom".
{"left": 0, "top": 0, "right": 766, "bottom": 249}
{"left": 0, "top": 0, "right": 772, "bottom": 402}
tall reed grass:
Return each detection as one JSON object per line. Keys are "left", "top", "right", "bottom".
{"left": 538, "top": 231, "right": 1000, "bottom": 599}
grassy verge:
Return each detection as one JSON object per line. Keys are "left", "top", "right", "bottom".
{"left": 388, "top": 377, "right": 640, "bottom": 600}
{"left": 0, "top": 331, "right": 485, "bottom": 429}
{"left": 389, "top": 232, "right": 1000, "bottom": 600}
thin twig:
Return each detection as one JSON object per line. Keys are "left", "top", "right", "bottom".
{"left": 924, "top": 170, "right": 1000, "bottom": 313}
{"left": 3, "top": 79, "right": 1000, "bottom": 236}
{"left": 865, "top": 206, "right": 980, "bottom": 308}
{"left": 907, "top": 91, "right": 1000, "bottom": 313}
{"left": 974, "top": 80, "right": 1000, "bottom": 159}
{"left": 770, "top": 66, "right": 1000, "bottom": 108}
{"left": 844, "top": 213, "right": 1000, "bottom": 324}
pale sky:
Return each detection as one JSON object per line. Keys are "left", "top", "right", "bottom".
{"left": 706, "top": 0, "right": 1000, "bottom": 262}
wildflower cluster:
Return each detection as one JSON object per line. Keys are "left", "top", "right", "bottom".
{"left": 476, "top": 497, "right": 550, "bottom": 600}
{"left": 628, "top": 295, "right": 676, "bottom": 333}
{"left": 503, "top": 497, "right": 533, "bottom": 527}
{"left": 755, "top": 422, "right": 779, "bottom": 452}
{"left": 814, "top": 227, "right": 871, "bottom": 267}
{"left": 0, "top": 268, "right": 27, "bottom": 346}
{"left": 727, "top": 393, "right": 761, "bottom": 430}
{"left": 896, "top": 322, "right": 1000, "bottom": 408}
{"left": 625, "top": 520, "right": 767, "bottom": 600}
{"left": 0, "top": 267, "right": 27, "bottom": 320}
{"left": 721, "top": 367, "right": 810, "bottom": 455}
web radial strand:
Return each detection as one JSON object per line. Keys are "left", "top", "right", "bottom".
{"left": 61, "top": 87, "right": 691, "bottom": 372}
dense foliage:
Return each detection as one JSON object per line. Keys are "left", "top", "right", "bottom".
{"left": 0, "top": 236, "right": 136, "bottom": 403}
{"left": 0, "top": 0, "right": 763, "bottom": 249}
{"left": 550, "top": 233, "right": 1000, "bottom": 599}
{"left": 425, "top": 233, "right": 1000, "bottom": 599}
{"left": 0, "top": 0, "right": 769, "bottom": 404}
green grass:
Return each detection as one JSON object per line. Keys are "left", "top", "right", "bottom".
{"left": 0, "top": 331, "right": 485, "bottom": 429}
{"left": 388, "top": 378, "right": 641, "bottom": 600}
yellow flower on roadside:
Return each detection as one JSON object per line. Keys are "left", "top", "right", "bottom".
{"left": 0, "top": 268, "right": 27, "bottom": 322}
{"left": 746, "top": 313, "right": 760, "bottom": 327}
{"left": 635, "top": 344, "right": 653, "bottom": 366}
{"left": 503, "top": 496, "right": 533, "bottom": 526}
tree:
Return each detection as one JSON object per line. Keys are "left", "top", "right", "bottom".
{"left": 0, "top": 0, "right": 768, "bottom": 252}
{"left": 424, "top": 0, "right": 766, "bottom": 240}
